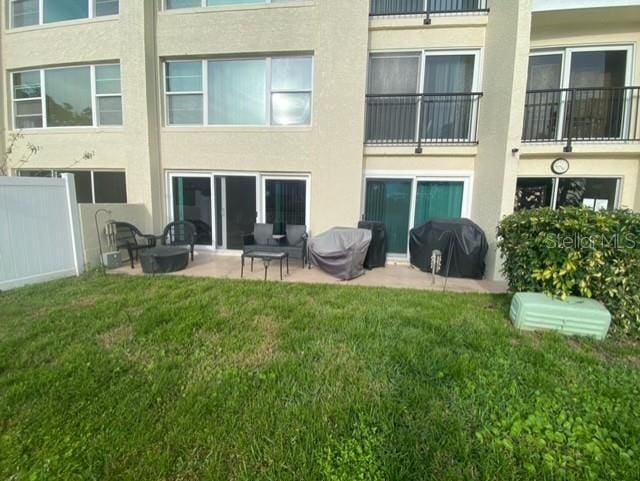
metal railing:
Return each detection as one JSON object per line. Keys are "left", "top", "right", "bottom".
{"left": 522, "top": 86, "right": 640, "bottom": 152}
{"left": 370, "top": 0, "right": 489, "bottom": 24}
{"left": 365, "top": 93, "right": 482, "bottom": 152}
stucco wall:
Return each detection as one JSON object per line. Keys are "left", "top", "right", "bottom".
{"left": 473, "top": 0, "right": 532, "bottom": 280}
{"left": 155, "top": 0, "right": 370, "bottom": 234}
{"left": 1, "top": 3, "right": 160, "bottom": 224}
{"left": 79, "top": 203, "right": 150, "bottom": 268}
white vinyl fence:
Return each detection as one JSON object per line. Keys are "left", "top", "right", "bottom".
{"left": 0, "top": 174, "right": 84, "bottom": 290}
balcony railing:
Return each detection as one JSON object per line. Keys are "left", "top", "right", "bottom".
{"left": 522, "top": 86, "right": 640, "bottom": 152}
{"left": 370, "top": 0, "right": 489, "bottom": 23}
{"left": 365, "top": 93, "right": 483, "bottom": 152}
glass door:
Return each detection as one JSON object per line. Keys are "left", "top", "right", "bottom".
{"left": 214, "top": 175, "right": 257, "bottom": 250}
{"left": 567, "top": 50, "right": 628, "bottom": 139}
{"left": 171, "top": 176, "right": 213, "bottom": 247}
{"left": 414, "top": 181, "right": 464, "bottom": 226}
{"left": 364, "top": 179, "right": 412, "bottom": 255}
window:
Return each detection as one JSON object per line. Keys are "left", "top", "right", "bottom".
{"left": 366, "top": 50, "right": 480, "bottom": 144}
{"left": 523, "top": 46, "right": 632, "bottom": 142}
{"left": 93, "top": 171, "right": 127, "bottom": 203}
{"left": 95, "top": 65, "right": 123, "bottom": 126}
{"left": 13, "top": 71, "right": 43, "bottom": 129}
{"left": 10, "top": 0, "right": 119, "bottom": 28}
{"left": 165, "top": 56, "right": 313, "bottom": 127}
{"left": 17, "top": 169, "right": 127, "bottom": 203}
{"left": 264, "top": 179, "right": 307, "bottom": 226}
{"left": 515, "top": 177, "right": 619, "bottom": 211}
{"left": 165, "top": 0, "right": 297, "bottom": 10}
{"left": 208, "top": 59, "right": 266, "bottom": 125}
{"left": 12, "top": 64, "right": 123, "bottom": 129}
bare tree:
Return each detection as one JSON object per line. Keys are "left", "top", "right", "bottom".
{"left": 0, "top": 132, "right": 42, "bottom": 176}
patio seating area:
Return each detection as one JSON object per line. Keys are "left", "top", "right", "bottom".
{"left": 110, "top": 251, "right": 507, "bottom": 294}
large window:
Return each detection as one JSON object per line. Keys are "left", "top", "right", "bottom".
{"left": 515, "top": 177, "right": 619, "bottom": 211}
{"left": 264, "top": 179, "right": 307, "bottom": 226}
{"left": 17, "top": 169, "right": 127, "bottom": 204}
{"left": 366, "top": 50, "right": 481, "bottom": 144}
{"left": 523, "top": 46, "right": 632, "bottom": 142}
{"left": 165, "top": 0, "right": 297, "bottom": 10}
{"left": 10, "top": 0, "right": 119, "bottom": 28}
{"left": 12, "top": 64, "right": 122, "bottom": 129}
{"left": 165, "top": 56, "right": 312, "bottom": 127}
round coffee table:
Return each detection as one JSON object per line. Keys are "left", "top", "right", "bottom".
{"left": 140, "top": 246, "right": 190, "bottom": 274}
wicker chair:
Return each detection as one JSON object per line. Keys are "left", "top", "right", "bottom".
{"left": 110, "top": 222, "right": 156, "bottom": 268}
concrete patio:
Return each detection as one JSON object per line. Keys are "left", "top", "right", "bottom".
{"left": 111, "top": 252, "right": 508, "bottom": 294}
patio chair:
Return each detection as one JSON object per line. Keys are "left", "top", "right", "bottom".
{"left": 161, "top": 221, "right": 196, "bottom": 261}
{"left": 243, "top": 223, "right": 308, "bottom": 267}
{"left": 110, "top": 221, "right": 157, "bottom": 269}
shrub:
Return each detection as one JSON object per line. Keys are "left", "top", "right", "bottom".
{"left": 497, "top": 208, "right": 640, "bottom": 336}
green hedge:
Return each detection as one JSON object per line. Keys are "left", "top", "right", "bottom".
{"left": 497, "top": 208, "right": 640, "bottom": 336}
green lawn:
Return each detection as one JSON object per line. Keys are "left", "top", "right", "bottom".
{"left": 1, "top": 274, "right": 639, "bottom": 481}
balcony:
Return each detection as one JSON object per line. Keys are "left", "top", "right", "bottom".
{"left": 522, "top": 86, "right": 640, "bottom": 152}
{"left": 370, "top": 0, "right": 489, "bottom": 23}
{"left": 365, "top": 93, "right": 482, "bottom": 152}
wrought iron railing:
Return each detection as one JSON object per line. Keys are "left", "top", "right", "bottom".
{"left": 365, "top": 93, "right": 482, "bottom": 152}
{"left": 370, "top": 0, "right": 489, "bottom": 24}
{"left": 522, "top": 86, "right": 640, "bottom": 152}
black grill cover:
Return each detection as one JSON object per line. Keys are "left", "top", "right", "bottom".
{"left": 409, "top": 219, "right": 488, "bottom": 280}
{"left": 358, "top": 220, "right": 387, "bottom": 269}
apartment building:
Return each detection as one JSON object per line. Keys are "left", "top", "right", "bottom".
{"left": 2, "top": 0, "right": 640, "bottom": 280}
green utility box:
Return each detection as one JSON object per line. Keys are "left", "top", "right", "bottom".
{"left": 510, "top": 293, "right": 611, "bottom": 340}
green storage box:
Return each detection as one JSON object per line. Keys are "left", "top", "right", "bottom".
{"left": 510, "top": 293, "right": 611, "bottom": 340}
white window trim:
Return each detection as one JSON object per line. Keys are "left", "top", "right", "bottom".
{"left": 528, "top": 44, "right": 635, "bottom": 141}
{"left": 517, "top": 176, "right": 622, "bottom": 210}
{"left": 9, "top": 0, "right": 119, "bottom": 29}
{"left": 95, "top": 63, "right": 124, "bottom": 127}
{"left": 367, "top": 48, "right": 483, "bottom": 143}
{"left": 163, "top": 0, "right": 293, "bottom": 11}
{"left": 165, "top": 171, "right": 311, "bottom": 251}
{"left": 164, "top": 59, "right": 205, "bottom": 127}
{"left": 361, "top": 170, "right": 474, "bottom": 259}
{"left": 11, "top": 63, "right": 123, "bottom": 131}
{"left": 164, "top": 55, "right": 314, "bottom": 128}
{"left": 11, "top": 69, "right": 44, "bottom": 129}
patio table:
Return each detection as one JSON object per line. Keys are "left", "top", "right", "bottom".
{"left": 241, "top": 251, "right": 289, "bottom": 281}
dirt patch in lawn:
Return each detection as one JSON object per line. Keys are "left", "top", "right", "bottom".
{"left": 232, "top": 315, "right": 281, "bottom": 369}
{"left": 98, "top": 324, "right": 134, "bottom": 349}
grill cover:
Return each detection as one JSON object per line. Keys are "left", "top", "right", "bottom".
{"left": 358, "top": 221, "right": 387, "bottom": 269}
{"left": 308, "top": 228, "right": 372, "bottom": 280}
{"left": 409, "top": 219, "right": 488, "bottom": 279}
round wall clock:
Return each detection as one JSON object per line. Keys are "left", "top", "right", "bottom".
{"left": 551, "top": 158, "right": 570, "bottom": 175}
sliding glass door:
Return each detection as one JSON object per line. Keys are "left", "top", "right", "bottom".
{"left": 524, "top": 46, "right": 632, "bottom": 142}
{"left": 364, "top": 177, "right": 467, "bottom": 256}
{"left": 171, "top": 176, "right": 213, "bottom": 246}
{"left": 364, "top": 179, "right": 413, "bottom": 254}
{"left": 214, "top": 176, "right": 257, "bottom": 250}
{"left": 414, "top": 181, "right": 464, "bottom": 225}
{"left": 169, "top": 173, "right": 308, "bottom": 250}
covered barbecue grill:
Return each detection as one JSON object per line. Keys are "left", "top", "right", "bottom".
{"left": 409, "top": 219, "right": 488, "bottom": 280}
{"left": 308, "top": 228, "right": 372, "bottom": 280}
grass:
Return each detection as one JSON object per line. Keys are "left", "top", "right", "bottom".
{"left": 0, "top": 273, "right": 639, "bottom": 481}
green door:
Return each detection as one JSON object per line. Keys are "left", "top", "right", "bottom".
{"left": 414, "top": 181, "right": 464, "bottom": 226}
{"left": 364, "top": 179, "right": 412, "bottom": 254}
